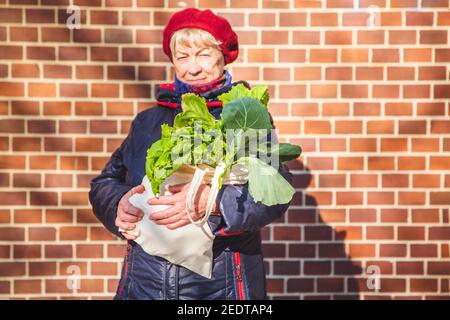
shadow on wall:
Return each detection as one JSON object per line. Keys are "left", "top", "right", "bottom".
{"left": 263, "top": 159, "right": 364, "bottom": 300}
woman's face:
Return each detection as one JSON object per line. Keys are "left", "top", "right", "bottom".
{"left": 172, "top": 42, "right": 225, "bottom": 85}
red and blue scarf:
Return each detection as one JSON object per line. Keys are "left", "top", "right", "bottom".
{"left": 156, "top": 70, "right": 249, "bottom": 109}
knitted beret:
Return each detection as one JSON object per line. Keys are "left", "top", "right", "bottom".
{"left": 162, "top": 8, "right": 239, "bottom": 65}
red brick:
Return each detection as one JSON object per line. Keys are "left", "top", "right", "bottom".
{"left": 0, "top": 82, "right": 24, "bottom": 96}
{"left": 29, "top": 227, "right": 56, "bottom": 241}
{"left": 429, "top": 227, "right": 450, "bottom": 240}
{"left": 14, "top": 245, "right": 41, "bottom": 259}
{"left": 42, "top": 27, "right": 70, "bottom": 42}
{"left": 385, "top": 103, "right": 413, "bottom": 116}
{"left": 336, "top": 192, "right": 363, "bottom": 205}
{"left": 413, "top": 174, "right": 441, "bottom": 188}
{"left": 60, "top": 227, "right": 87, "bottom": 241}
{"left": 45, "top": 174, "right": 72, "bottom": 188}
{"left": 320, "top": 139, "right": 346, "bottom": 152}
{"left": 366, "top": 227, "right": 394, "bottom": 240}
{"left": 399, "top": 227, "right": 425, "bottom": 240}
{"left": 380, "top": 244, "right": 407, "bottom": 257}
{"left": 59, "top": 46, "right": 87, "bottom": 61}
{"left": 341, "top": 85, "right": 368, "bottom": 98}
{"left": 295, "top": 67, "right": 321, "bottom": 80}
{"left": 27, "top": 46, "right": 55, "bottom": 60}
{"left": 434, "top": 85, "right": 450, "bottom": 99}
{"left": 12, "top": 137, "right": 40, "bottom": 151}
{"left": 349, "top": 244, "right": 376, "bottom": 258}
{"left": 398, "top": 156, "right": 426, "bottom": 170}
{"left": 411, "top": 244, "right": 438, "bottom": 257}
{"left": 263, "top": 31, "right": 289, "bottom": 45}
{"left": 428, "top": 262, "right": 450, "bottom": 275}
{"left": 0, "top": 263, "right": 26, "bottom": 277}
{"left": 397, "top": 262, "right": 424, "bottom": 275}
{"left": 389, "top": 30, "right": 417, "bottom": 45}
{"left": 404, "top": 48, "right": 432, "bottom": 62}
{"left": 356, "top": 67, "right": 383, "bottom": 81}
{"left": 381, "top": 138, "right": 407, "bottom": 152}
{"left": 350, "top": 174, "right": 378, "bottom": 188}
{"left": 335, "top": 121, "right": 362, "bottom": 134}
{"left": 420, "top": 30, "right": 447, "bottom": 44}
{"left": 411, "top": 279, "right": 438, "bottom": 292}
{"left": 304, "top": 120, "right": 330, "bottom": 134}
{"left": 310, "top": 49, "right": 337, "bottom": 63}
{"left": 39, "top": 102, "right": 67, "bottom": 116}
{"left": 77, "top": 244, "right": 103, "bottom": 258}
{"left": 342, "top": 49, "right": 368, "bottom": 62}
{"left": 14, "top": 209, "right": 42, "bottom": 224}
{"left": 45, "top": 245, "right": 72, "bottom": 258}
{"left": 29, "top": 262, "right": 56, "bottom": 276}
{"left": 357, "top": 30, "right": 384, "bottom": 44}
{"left": 430, "top": 192, "right": 450, "bottom": 205}
{"left": 415, "top": 128, "right": 442, "bottom": 143}
{"left": 350, "top": 138, "right": 376, "bottom": 152}
{"left": 60, "top": 83, "right": 87, "bottom": 97}
{"left": 0, "top": 227, "right": 25, "bottom": 241}
{"left": 61, "top": 192, "right": 89, "bottom": 206}
{"left": 92, "top": 262, "right": 117, "bottom": 276}
{"left": 73, "top": 29, "right": 101, "bottom": 43}
{"left": 12, "top": 63, "right": 40, "bottom": 78}
{"left": 338, "top": 157, "right": 364, "bottom": 170}
{"left": 373, "top": 49, "right": 399, "bottom": 62}
{"left": 91, "top": 47, "right": 118, "bottom": 61}
{"left": 14, "top": 280, "right": 41, "bottom": 294}
{"left": 90, "top": 10, "right": 118, "bottom": 24}
{"left": 430, "top": 157, "right": 450, "bottom": 170}
{"left": 367, "top": 191, "right": 395, "bottom": 205}
{"left": 0, "top": 119, "right": 25, "bottom": 133}
{"left": 279, "top": 49, "right": 306, "bottom": 63}
{"left": 412, "top": 209, "right": 440, "bottom": 223}
{"left": 280, "top": 12, "right": 306, "bottom": 26}
{"left": 0, "top": 192, "right": 26, "bottom": 205}
{"left": 44, "top": 137, "right": 72, "bottom": 152}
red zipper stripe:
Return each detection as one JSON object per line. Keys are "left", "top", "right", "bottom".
{"left": 119, "top": 241, "right": 131, "bottom": 298}
{"left": 234, "top": 252, "right": 245, "bottom": 300}
{"left": 218, "top": 228, "right": 244, "bottom": 237}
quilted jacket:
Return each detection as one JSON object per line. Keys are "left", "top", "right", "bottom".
{"left": 89, "top": 79, "right": 294, "bottom": 300}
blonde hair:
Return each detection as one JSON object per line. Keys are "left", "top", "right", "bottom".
{"left": 170, "top": 28, "right": 223, "bottom": 58}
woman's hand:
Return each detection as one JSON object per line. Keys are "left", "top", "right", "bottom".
{"left": 148, "top": 183, "right": 219, "bottom": 230}
{"left": 115, "top": 185, "right": 145, "bottom": 240}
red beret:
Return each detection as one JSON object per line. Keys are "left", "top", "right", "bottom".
{"left": 162, "top": 8, "right": 239, "bottom": 65}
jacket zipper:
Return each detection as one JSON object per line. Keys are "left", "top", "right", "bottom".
{"left": 119, "top": 241, "right": 131, "bottom": 298}
{"left": 234, "top": 252, "right": 245, "bottom": 300}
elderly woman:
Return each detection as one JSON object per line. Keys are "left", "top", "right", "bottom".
{"left": 89, "top": 8, "right": 293, "bottom": 300}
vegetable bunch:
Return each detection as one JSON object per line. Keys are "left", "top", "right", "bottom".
{"left": 145, "top": 84, "right": 301, "bottom": 206}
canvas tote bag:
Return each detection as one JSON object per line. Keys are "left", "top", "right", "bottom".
{"left": 120, "top": 162, "right": 248, "bottom": 279}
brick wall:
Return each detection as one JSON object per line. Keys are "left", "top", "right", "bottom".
{"left": 0, "top": 0, "right": 449, "bottom": 300}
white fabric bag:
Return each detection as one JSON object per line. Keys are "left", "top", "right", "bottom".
{"left": 120, "top": 162, "right": 248, "bottom": 279}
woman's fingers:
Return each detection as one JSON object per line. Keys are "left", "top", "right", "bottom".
{"left": 166, "top": 183, "right": 190, "bottom": 193}
{"left": 121, "top": 232, "right": 137, "bottom": 241}
{"left": 115, "top": 216, "right": 136, "bottom": 231}
{"left": 152, "top": 210, "right": 188, "bottom": 225}
{"left": 150, "top": 205, "right": 181, "bottom": 222}
{"left": 120, "top": 212, "right": 142, "bottom": 223}
{"left": 123, "top": 204, "right": 143, "bottom": 217}
{"left": 148, "top": 193, "right": 181, "bottom": 206}
{"left": 166, "top": 218, "right": 190, "bottom": 230}
{"left": 129, "top": 184, "right": 145, "bottom": 196}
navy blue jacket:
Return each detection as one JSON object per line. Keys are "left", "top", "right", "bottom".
{"left": 89, "top": 81, "right": 293, "bottom": 300}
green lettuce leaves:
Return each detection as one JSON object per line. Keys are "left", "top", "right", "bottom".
{"left": 145, "top": 84, "right": 302, "bottom": 205}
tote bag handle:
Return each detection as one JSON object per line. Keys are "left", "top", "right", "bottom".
{"left": 185, "top": 163, "right": 226, "bottom": 226}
